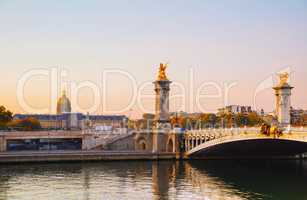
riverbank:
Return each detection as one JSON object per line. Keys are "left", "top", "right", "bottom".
{"left": 0, "top": 151, "right": 178, "bottom": 163}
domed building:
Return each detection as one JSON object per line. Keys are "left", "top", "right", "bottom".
{"left": 14, "top": 89, "right": 128, "bottom": 131}
{"left": 56, "top": 90, "right": 71, "bottom": 114}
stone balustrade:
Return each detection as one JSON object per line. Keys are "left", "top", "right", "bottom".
{"left": 183, "top": 127, "right": 307, "bottom": 154}
{"left": 183, "top": 128, "right": 260, "bottom": 152}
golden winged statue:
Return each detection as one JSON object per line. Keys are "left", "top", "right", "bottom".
{"left": 279, "top": 72, "right": 289, "bottom": 85}
{"left": 158, "top": 63, "right": 168, "bottom": 80}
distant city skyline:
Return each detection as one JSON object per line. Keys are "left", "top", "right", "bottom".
{"left": 0, "top": 0, "right": 307, "bottom": 118}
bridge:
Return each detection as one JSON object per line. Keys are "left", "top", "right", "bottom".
{"left": 183, "top": 127, "right": 307, "bottom": 158}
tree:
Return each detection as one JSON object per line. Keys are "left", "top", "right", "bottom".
{"left": 235, "top": 113, "right": 248, "bottom": 127}
{"left": 219, "top": 113, "right": 235, "bottom": 128}
{"left": 303, "top": 114, "right": 307, "bottom": 126}
{"left": 218, "top": 112, "right": 263, "bottom": 127}
{"left": 8, "top": 117, "right": 41, "bottom": 131}
{"left": 197, "top": 113, "right": 217, "bottom": 128}
{"left": 247, "top": 112, "right": 263, "bottom": 126}
{"left": 0, "top": 106, "right": 13, "bottom": 129}
{"left": 170, "top": 115, "right": 187, "bottom": 129}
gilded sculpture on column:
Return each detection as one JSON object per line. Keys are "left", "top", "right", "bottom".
{"left": 278, "top": 72, "right": 289, "bottom": 86}
{"left": 158, "top": 63, "right": 168, "bottom": 81}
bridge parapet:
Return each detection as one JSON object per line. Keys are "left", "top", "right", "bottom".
{"left": 184, "top": 128, "right": 260, "bottom": 152}
{"left": 183, "top": 127, "right": 307, "bottom": 156}
{"left": 289, "top": 127, "right": 307, "bottom": 133}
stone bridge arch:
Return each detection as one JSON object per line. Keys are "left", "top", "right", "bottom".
{"left": 188, "top": 138, "right": 307, "bottom": 158}
{"left": 134, "top": 131, "right": 153, "bottom": 152}
{"left": 136, "top": 137, "right": 147, "bottom": 151}
{"left": 184, "top": 129, "right": 307, "bottom": 158}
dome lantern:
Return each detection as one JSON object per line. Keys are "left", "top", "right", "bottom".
{"left": 56, "top": 90, "right": 72, "bottom": 114}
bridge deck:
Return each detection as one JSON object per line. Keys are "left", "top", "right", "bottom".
{"left": 184, "top": 128, "right": 307, "bottom": 157}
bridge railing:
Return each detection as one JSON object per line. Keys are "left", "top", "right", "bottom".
{"left": 183, "top": 127, "right": 307, "bottom": 152}
{"left": 289, "top": 127, "right": 307, "bottom": 133}
{"left": 183, "top": 127, "right": 260, "bottom": 151}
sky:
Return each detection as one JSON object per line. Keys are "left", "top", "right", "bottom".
{"left": 0, "top": 0, "right": 306, "bottom": 118}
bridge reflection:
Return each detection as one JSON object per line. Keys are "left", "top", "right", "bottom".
{"left": 186, "top": 160, "right": 307, "bottom": 200}
{"left": 152, "top": 160, "right": 307, "bottom": 199}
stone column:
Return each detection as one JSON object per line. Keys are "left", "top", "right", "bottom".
{"left": 154, "top": 80, "right": 171, "bottom": 123}
{"left": 152, "top": 130, "right": 158, "bottom": 153}
{"left": 0, "top": 136, "right": 6, "bottom": 152}
{"left": 172, "top": 138, "right": 176, "bottom": 153}
{"left": 152, "top": 70, "right": 172, "bottom": 153}
{"left": 191, "top": 138, "right": 195, "bottom": 149}
{"left": 186, "top": 139, "right": 189, "bottom": 151}
{"left": 273, "top": 77, "right": 293, "bottom": 127}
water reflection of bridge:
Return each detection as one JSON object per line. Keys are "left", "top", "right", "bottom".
{"left": 183, "top": 128, "right": 307, "bottom": 158}
{"left": 183, "top": 162, "right": 250, "bottom": 200}
{"left": 1, "top": 160, "right": 307, "bottom": 199}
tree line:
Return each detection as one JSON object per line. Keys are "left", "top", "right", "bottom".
{"left": 0, "top": 106, "right": 41, "bottom": 131}
{"left": 129, "top": 112, "right": 265, "bottom": 130}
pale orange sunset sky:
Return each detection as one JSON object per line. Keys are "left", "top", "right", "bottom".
{"left": 0, "top": 0, "right": 306, "bottom": 118}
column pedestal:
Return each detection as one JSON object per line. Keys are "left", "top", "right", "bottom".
{"left": 273, "top": 83, "right": 293, "bottom": 127}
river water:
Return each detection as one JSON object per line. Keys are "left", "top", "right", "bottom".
{"left": 0, "top": 160, "right": 306, "bottom": 200}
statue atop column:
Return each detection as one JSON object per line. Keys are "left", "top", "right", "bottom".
{"left": 158, "top": 63, "right": 169, "bottom": 81}
{"left": 278, "top": 72, "right": 289, "bottom": 86}
{"left": 153, "top": 63, "right": 172, "bottom": 153}
{"left": 154, "top": 63, "right": 171, "bottom": 123}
